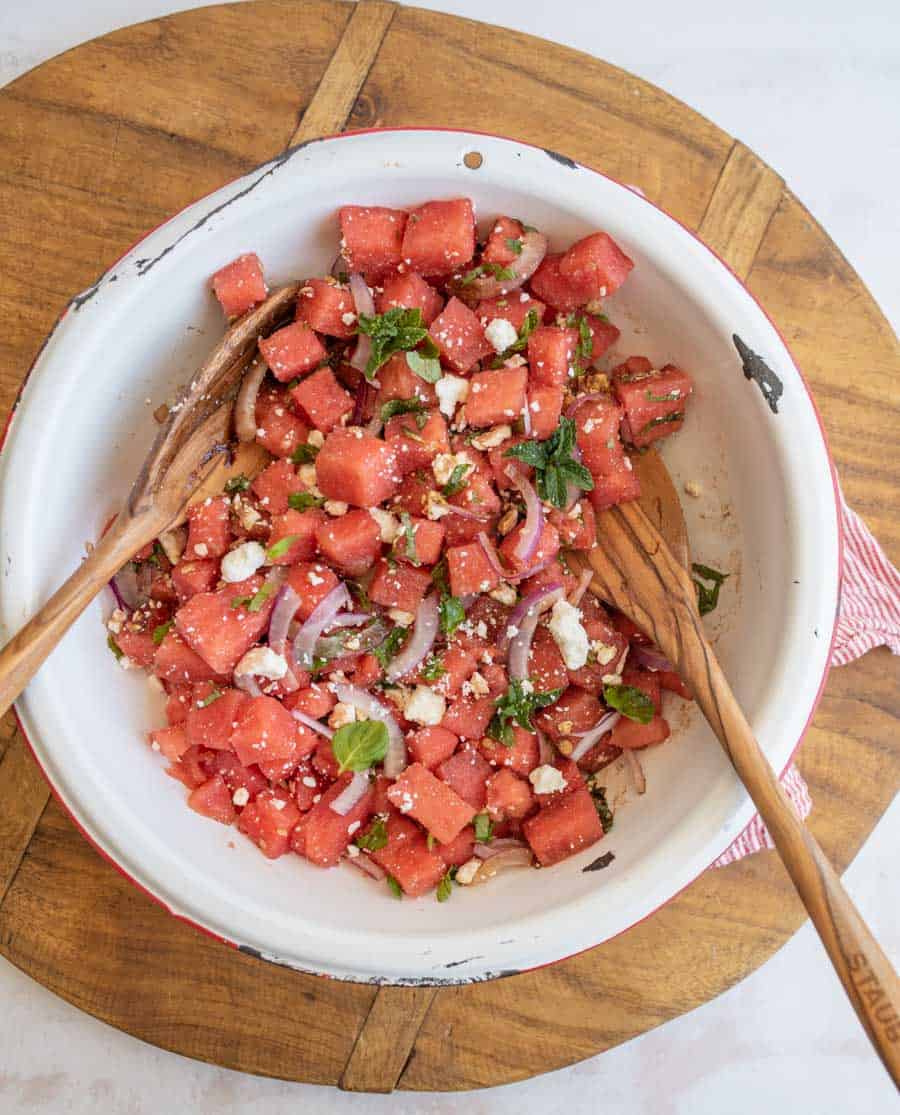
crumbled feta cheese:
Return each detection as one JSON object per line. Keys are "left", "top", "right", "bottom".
{"left": 484, "top": 317, "right": 518, "bottom": 354}
{"left": 547, "top": 599, "right": 590, "bottom": 670}
{"left": 308, "top": 571, "right": 325, "bottom": 586}
{"left": 592, "top": 642, "right": 618, "bottom": 666}
{"left": 455, "top": 857, "right": 481, "bottom": 885}
{"left": 388, "top": 608, "right": 415, "bottom": 627}
{"left": 601, "top": 673, "right": 622, "bottom": 686}
{"left": 107, "top": 608, "right": 126, "bottom": 635}
{"left": 324, "top": 500, "right": 349, "bottom": 517}
{"left": 307, "top": 430, "right": 325, "bottom": 448}
{"left": 233, "top": 497, "right": 263, "bottom": 532}
{"left": 192, "top": 542, "right": 209, "bottom": 558}
{"left": 468, "top": 671, "right": 489, "bottom": 697}
{"left": 346, "top": 843, "right": 360, "bottom": 858}
{"left": 425, "top": 490, "right": 452, "bottom": 520}
{"left": 341, "top": 311, "right": 357, "bottom": 326}
{"left": 298, "top": 463, "right": 318, "bottom": 487}
{"left": 370, "top": 507, "right": 401, "bottom": 543}
{"left": 220, "top": 540, "right": 266, "bottom": 583}
{"left": 232, "top": 787, "right": 250, "bottom": 807}
{"left": 432, "top": 451, "right": 471, "bottom": 487}
{"left": 329, "top": 702, "right": 358, "bottom": 730}
{"left": 529, "top": 764, "right": 568, "bottom": 795}
{"left": 435, "top": 374, "right": 469, "bottom": 418}
{"left": 489, "top": 583, "right": 517, "bottom": 605}
{"left": 405, "top": 685, "right": 446, "bottom": 726}
{"left": 470, "top": 424, "right": 512, "bottom": 451}
{"left": 235, "top": 646, "right": 288, "bottom": 681}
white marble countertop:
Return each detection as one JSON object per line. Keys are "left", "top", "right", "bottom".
{"left": 1, "top": 1, "right": 897, "bottom": 1111}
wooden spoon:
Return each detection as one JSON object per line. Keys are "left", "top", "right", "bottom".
{"left": 0, "top": 284, "right": 299, "bottom": 718}
{"left": 583, "top": 468, "right": 900, "bottom": 1085}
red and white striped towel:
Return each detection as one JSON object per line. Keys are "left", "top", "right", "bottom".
{"left": 715, "top": 487, "right": 900, "bottom": 866}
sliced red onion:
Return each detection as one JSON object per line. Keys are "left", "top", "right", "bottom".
{"left": 293, "top": 582, "right": 351, "bottom": 670}
{"left": 522, "top": 395, "right": 532, "bottom": 436}
{"left": 477, "top": 531, "right": 506, "bottom": 580}
{"left": 351, "top": 380, "right": 377, "bottom": 426}
{"left": 235, "top": 356, "right": 268, "bottom": 443}
{"left": 565, "top": 392, "right": 610, "bottom": 419}
{"left": 268, "top": 584, "right": 300, "bottom": 655}
{"left": 447, "top": 503, "right": 489, "bottom": 522}
{"left": 330, "top": 771, "right": 371, "bottom": 816}
{"left": 347, "top": 854, "right": 386, "bottom": 882}
{"left": 385, "top": 594, "right": 439, "bottom": 682}
{"left": 331, "top": 682, "right": 406, "bottom": 779}
{"left": 349, "top": 273, "right": 375, "bottom": 376}
{"left": 570, "top": 711, "right": 621, "bottom": 763}
{"left": 455, "top": 230, "right": 548, "bottom": 299}
{"left": 291, "top": 709, "right": 334, "bottom": 739}
{"left": 624, "top": 747, "right": 646, "bottom": 795}
{"left": 472, "top": 837, "right": 528, "bottom": 860}
{"left": 109, "top": 564, "right": 139, "bottom": 611}
{"left": 506, "top": 467, "right": 543, "bottom": 565}
{"left": 326, "top": 612, "right": 372, "bottom": 630}
{"left": 315, "top": 617, "right": 389, "bottom": 662}
{"left": 629, "top": 645, "right": 674, "bottom": 673}
{"left": 505, "top": 583, "right": 565, "bottom": 679}
{"left": 234, "top": 672, "right": 262, "bottom": 698}
{"left": 469, "top": 846, "right": 533, "bottom": 881}
{"left": 568, "top": 567, "right": 594, "bottom": 607}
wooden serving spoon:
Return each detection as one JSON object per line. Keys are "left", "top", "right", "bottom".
{"left": 582, "top": 463, "right": 900, "bottom": 1085}
{"left": 0, "top": 284, "right": 299, "bottom": 718}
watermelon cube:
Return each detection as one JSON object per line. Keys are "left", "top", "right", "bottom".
{"left": 440, "top": 697, "right": 494, "bottom": 742}
{"left": 370, "top": 813, "right": 447, "bottom": 897}
{"left": 536, "top": 687, "right": 604, "bottom": 742}
{"left": 613, "top": 362, "right": 693, "bottom": 449}
{"left": 477, "top": 726, "right": 540, "bottom": 777}
{"left": 211, "top": 253, "right": 267, "bottom": 319}
{"left": 153, "top": 630, "right": 223, "bottom": 684}
{"left": 206, "top": 750, "right": 268, "bottom": 800}
{"left": 527, "top": 326, "right": 578, "bottom": 388}
{"left": 303, "top": 775, "right": 376, "bottom": 867}
{"left": 339, "top": 205, "right": 407, "bottom": 281}
{"left": 574, "top": 397, "right": 641, "bottom": 510}
{"left": 549, "top": 499, "right": 596, "bottom": 551}
{"left": 188, "top": 775, "right": 237, "bottom": 824}
{"left": 446, "top": 541, "right": 500, "bottom": 596}
{"left": 238, "top": 787, "right": 301, "bottom": 858}
{"left": 376, "top": 271, "right": 444, "bottom": 324}
{"left": 267, "top": 508, "right": 324, "bottom": 565}
{"left": 463, "top": 367, "right": 527, "bottom": 427}
{"left": 559, "top": 232, "right": 634, "bottom": 298}
{"left": 401, "top": 199, "right": 476, "bottom": 280}
{"left": 174, "top": 575, "right": 275, "bottom": 675}
{"left": 315, "top": 509, "right": 383, "bottom": 576}
{"left": 611, "top": 713, "right": 671, "bottom": 750}
{"left": 254, "top": 384, "right": 310, "bottom": 459}
{"left": 436, "top": 827, "right": 476, "bottom": 867}
{"left": 289, "top": 367, "right": 354, "bottom": 433}
{"left": 481, "top": 216, "right": 526, "bottom": 267}
{"left": 522, "top": 787, "right": 603, "bottom": 866}
{"left": 295, "top": 277, "right": 357, "bottom": 338}
{"left": 528, "top": 253, "right": 592, "bottom": 312}
{"left": 284, "top": 681, "right": 336, "bottom": 720}
{"left": 185, "top": 686, "right": 247, "bottom": 750}
{"left": 251, "top": 458, "right": 304, "bottom": 516}
{"left": 230, "top": 695, "right": 298, "bottom": 768}
{"left": 286, "top": 562, "right": 341, "bottom": 620}
{"left": 527, "top": 384, "right": 565, "bottom": 440}
{"left": 115, "top": 620, "right": 159, "bottom": 668}
{"left": 430, "top": 296, "right": 493, "bottom": 374}
{"left": 527, "top": 625, "right": 569, "bottom": 693}
{"left": 149, "top": 723, "right": 190, "bottom": 762}
{"left": 165, "top": 683, "right": 191, "bottom": 725}
{"left": 368, "top": 558, "right": 432, "bottom": 612}
{"left": 186, "top": 496, "right": 231, "bottom": 559}
{"left": 387, "top": 762, "right": 476, "bottom": 845}
{"left": 171, "top": 559, "right": 219, "bottom": 602}
{"left": 476, "top": 292, "right": 546, "bottom": 332}
{"left": 406, "top": 726, "right": 459, "bottom": 770}
{"left": 259, "top": 321, "right": 326, "bottom": 383}
{"left": 621, "top": 665, "right": 662, "bottom": 714}
{"left": 316, "top": 428, "right": 401, "bottom": 508}
{"left": 437, "top": 745, "right": 492, "bottom": 808}
{"left": 384, "top": 410, "right": 449, "bottom": 475}
{"left": 485, "top": 768, "right": 535, "bottom": 820}
{"left": 393, "top": 516, "right": 444, "bottom": 567}
{"left": 165, "top": 744, "right": 213, "bottom": 790}
{"left": 498, "top": 521, "right": 560, "bottom": 579}
{"left": 374, "top": 352, "right": 438, "bottom": 408}
{"left": 581, "top": 313, "right": 620, "bottom": 362}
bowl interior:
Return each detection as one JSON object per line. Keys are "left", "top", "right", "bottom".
{"left": 0, "top": 131, "right": 839, "bottom": 982}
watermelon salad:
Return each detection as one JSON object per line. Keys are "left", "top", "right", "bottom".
{"left": 106, "top": 198, "right": 704, "bottom": 900}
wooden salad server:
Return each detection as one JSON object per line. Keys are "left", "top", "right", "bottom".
{"left": 583, "top": 468, "right": 900, "bottom": 1085}
{"left": 0, "top": 284, "right": 299, "bottom": 719}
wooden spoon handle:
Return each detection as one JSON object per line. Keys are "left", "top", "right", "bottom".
{"left": 0, "top": 514, "right": 154, "bottom": 719}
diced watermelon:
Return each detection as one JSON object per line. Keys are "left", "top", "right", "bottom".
{"left": 312, "top": 737, "right": 341, "bottom": 781}
{"left": 316, "top": 509, "right": 382, "bottom": 576}
{"left": 464, "top": 367, "right": 528, "bottom": 427}
{"left": 442, "top": 510, "right": 499, "bottom": 547}
{"left": 374, "top": 352, "right": 438, "bottom": 407}
{"left": 527, "top": 384, "right": 565, "bottom": 440}
{"left": 165, "top": 744, "right": 213, "bottom": 790}
{"left": 477, "top": 726, "right": 540, "bottom": 777}
{"left": 290, "top": 759, "right": 328, "bottom": 811}
{"left": 259, "top": 322, "right": 327, "bottom": 383}
{"left": 230, "top": 695, "right": 299, "bottom": 768}
{"left": 528, "top": 625, "right": 569, "bottom": 692}
{"left": 185, "top": 687, "right": 247, "bottom": 750}
{"left": 188, "top": 775, "right": 237, "bottom": 824}
{"left": 295, "top": 278, "right": 357, "bottom": 338}
{"left": 430, "top": 296, "right": 493, "bottom": 374}
{"left": 376, "top": 271, "right": 444, "bottom": 324}
{"left": 286, "top": 562, "right": 341, "bottom": 620}
{"left": 254, "top": 383, "right": 310, "bottom": 459}
{"left": 481, "top": 216, "right": 526, "bottom": 267}
{"left": 523, "top": 787, "right": 603, "bottom": 866}
{"left": 250, "top": 458, "right": 303, "bottom": 516}
{"left": 407, "top": 726, "right": 459, "bottom": 770}
{"left": 238, "top": 786, "right": 301, "bottom": 858}
{"left": 267, "top": 508, "right": 324, "bottom": 565}
{"left": 409, "top": 643, "right": 476, "bottom": 698}
{"left": 316, "top": 428, "right": 401, "bottom": 508}
{"left": 368, "top": 559, "right": 432, "bottom": 612}
{"left": 171, "top": 559, "right": 219, "bottom": 601}
{"left": 659, "top": 670, "right": 693, "bottom": 700}
{"left": 446, "top": 541, "right": 499, "bottom": 596}
{"left": 581, "top": 313, "right": 620, "bottom": 362}
{"left": 573, "top": 397, "right": 640, "bottom": 511}
{"left": 384, "top": 410, "right": 449, "bottom": 475}
{"left": 115, "top": 621, "right": 159, "bottom": 668}
{"left": 284, "top": 681, "right": 336, "bottom": 719}
{"left": 154, "top": 630, "right": 223, "bottom": 684}
{"left": 476, "top": 292, "right": 546, "bottom": 331}
{"left": 527, "top": 326, "right": 578, "bottom": 387}
{"left": 613, "top": 362, "right": 693, "bottom": 448}
{"left": 611, "top": 713, "right": 671, "bottom": 749}
{"left": 304, "top": 773, "right": 377, "bottom": 866}
{"left": 481, "top": 663, "right": 508, "bottom": 697}
{"left": 339, "top": 205, "right": 407, "bottom": 281}
{"left": 174, "top": 575, "right": 275, "bottom": 675}
{"left": 521, "top": 558, "right": 579, "bottom": 601}
{"left": 387, "top": 762, "right": 476, "bottom": 845}
{"left": 609, "top": 611, "right": 652, "bottom": 645}
{"left": 148, "top": 572, "right": 178, "bottom": 605}
{"left": 186, "top": 496, "right": 231, "bottom": 559}
{"left": 447, "top": 466, "right": 502, "bottom": 520}
{"left": 149, "top": 723, "right": 190, "bottom": 763}
{"left": 485, "top": 768, "right": 535, "bottom": 821}
{"left": 498, "top": 521, "right": 560, "bottom": 579}
{"left": 211, "top": 253, "right": 267, "bottom": 319}
{"left": 165, "top": 683, "right": 191, "bottom": 725}
{"left": 536, "top": 687, "right": 605, "bottom": 742}
{"left": 437, "top": 745, "right": 493, "bottom": 808}
{"left": 393, "top": 516, "right": 444, "bottom": 567}
{"left": 290, "top": 367, "right": 354, "bottom": 433}
{"left": 620, "top": 665, "right": 662, "bottom": 714}
{"left": 549, "top": 499, "right": 596, "bottom": 550}
{"left": 369, "top": 813, "right": 447, "bottom": 897}
{"left": 440, "top": 697, "right": 494, "bottom": 742}
{"left": 529, "top": 252, "right": 593, "bottom": 312}
{"left": 436, "top": 827, "right": 476, "bottom": 867}
{"left": 559, "top": 232, "right": 634, "bottom": 298}
{"left": 206, "top": 750, "right": 268, "bottom": 800}
{"left": 350, "top": 653, "right": 383, "bottom": 688}
{"left": 401, "top": 199, "right": 476, "bottom": 280}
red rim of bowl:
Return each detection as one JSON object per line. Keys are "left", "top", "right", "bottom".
{"left": 0, "top": 126, "right": 844, "bottom": 986}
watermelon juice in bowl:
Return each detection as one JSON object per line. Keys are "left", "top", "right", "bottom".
{"left": 0, "top": 130, "right": 839, "bottom": 983}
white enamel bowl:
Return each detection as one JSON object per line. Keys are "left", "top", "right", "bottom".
{"left": 0, "top": 130, "right": 840, "bottom": 983}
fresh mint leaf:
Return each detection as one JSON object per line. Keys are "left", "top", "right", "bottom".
{"left": 399, "top": 511, "right": 420, "bottom": 565}
{"left": 692, "top": 562, "right": 728, "bottom": 616}
{"left": 473, "top": 813, "right": 494, "bottom": 843}
{"left": 505, "top": 237, "right": 523, "bottom": 255}
{"left": 439, "top": 594, "right": 466, "bottom": 638}
{"left": 332, "top": 720, "right": 388, "bottom": 773}
{"left": 566, "top": 313, "right": 594, "bottom": 365}
{"left": 489, "top": 679, "right": 563, "bottom": 745}
{"left": 459, "top": 262, "right": 516, "bottom": 287}
{"left": 603, "top": 683, "right": 655, "bottom": 724}
{"left": 380, "top": 397, "right": 428, "bottom": 424}
{"left": 355, "top": 816, "right": 388, "bottom": 851}
{"left": 152, "top": 620, "right": 173, "bottom": 646}
{"left": 290, "top": 443, "right": 319, "bottom": 465}
{"left": 373, "top": 625, "right": 408, "bottom": 669}
{"left": 224, "top": 474, "right": 250, "bottom": 493}
{"left": 645, "top": 388, "right": 683, "bottom": 403}
{"left": 288, "top": 491, "right": 324, "bottom": 511}
{"left": 197, "top": 688, "right": 223, "bottom": 708}
{"left": 107, "top": 633, "right": 124, "bottom": 660}
{"left": 503, "top": 416, "right": 594, "bottom": 508}
{"left": 589, "top": 783, "right": 614, "bottom": 833}
{"left": 442, "top": 462, "right": 471, "bottom": 497}
{"left": 406, "top": 348, "right": 442, "bottom": 384}
{"left": 420, "top": 654, "right": 446, "bottom": 682}
{"left": 232, "top": 582, "right": 274, "bottom": 613}
{"left": 357, "top": 307, "right": 430, "bottom": 380}
{"left": 386, "top": 874, "right": 403, "bottom": 899}
{"left": 436, "top": 867, "right": 457, "bottom": 902}
{"left": 639, "top": 412, "right": 684, "bottom": 436}
{"left": 266, "top": 535, "right": 298, "bottom": 561}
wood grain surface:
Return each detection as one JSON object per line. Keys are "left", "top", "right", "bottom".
{"left": 0, "top": 0, "right": 897, "bottom": 1094}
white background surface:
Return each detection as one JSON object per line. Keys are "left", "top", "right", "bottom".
{"left": 0, "top": 1, "right": 897, "bottom": 1112}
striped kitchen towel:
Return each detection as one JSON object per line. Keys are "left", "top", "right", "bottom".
{"left": 715, "top": 488, "right": 899, "bottom": 866}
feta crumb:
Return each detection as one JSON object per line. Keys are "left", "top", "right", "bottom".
{"left": 324, "top": 500, "right": 349, "bottom": 517}
{"left": 192, "top": 542, "right": 209, "bottom": 558}
{"left": 592, "top": 641, "right": 618, "bottom": 666}
{"left": 308, "top": 571, "right": 325, "bottom": 586}
{"left": 489, "top": 583, "right": 517, "bottom": 605}
{"left": 341, "top": 311, "right": 357, "bottom": 326}
{"left": 298, "top": 463, "right": 318, "bottom": 487}
{"left": 529, "top": 764, "right": 568, "bottom": 794}
{"left": 235, "top": 646, "right": 288, "bottom": 681}
{"left": 234, "top": 497, "right": 263, "bottom": 532}
{"left": 232, "top": 787, "right": 250, "bottom": 807}
{"left": 547, "top": 599, "right": 590, "bottom": 670}
{"left": 347, "top": 820, "right": 361, "bottom": 835}
{"left": 484, "top": 317, "right": 518, "bottom": 353}
{"left": 468, "top": 671, "right": 489, "bottom": 697}
{"left": 455, "top": 857, "right": 481, "bottom": 885}
{"left": 302, "top": 776, "right": 317, "bottom": 788}
{"left": 307, "top": 430, "right": 325, "bottom": 448}
{"left": 405, "top": 685, "right": 446, "bottom": 726}
{"left": 370, "top": 507, "right": 401, "bottom": 543}
{"left": 435, "top": 374, "right": 470, "bottom": 418}
{"left": 346, "top": 843, "right": 360, "bottom": 858}
{"left": 220, "top": 540, "right": 266, "bottom": 583}
{"left": 425, "top": 490, "right": 452, "bottom": 520}
{"left": 329, "top": 702, "right": 358, "bottom": 730}
{"left": 602, "top": 673, "right": 622, "bottom": 686}
{"left": 107, "top": 608, "right": 126, "bottom": 635}
{"left": 388, "top": 608, "right": 415, "bottom": 627}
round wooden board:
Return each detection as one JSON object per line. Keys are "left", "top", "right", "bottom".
{"left": 0, "top": 0, "right": 897, "bottom": 1095}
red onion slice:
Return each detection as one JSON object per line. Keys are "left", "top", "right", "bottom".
{"left": 350, "top": 380, "right": 377, "bottom": 426}
{"left": 629, "top": 645, "right": 674, "bottom": 673}
{"left": 385, "top": 594, "right": 439, "bottom": 682}
{"left": 568, "top": 567, "right": 594, "bottom": 607}
{"left": 565, "top": 392, "right": 610, "bottom": 419}
{"left": 477, "top": 531, "right": 506, "bottom": 581}
{"left": 330, "top": 770, "right": 371, "bottom": 816}
{"left": 292, "top": 582, "right": 351, "bottom": 670}
{"left": 469, "top": 846, "right": 533, "bottom": 881}
{"left": 446, "top": 503, "right": 490, "bottom": 522}
{"left": 347, "top": 855, "right": 386, "bottom": 882}
{"left": 268, "top": 584, "right": 300, "bottom": 655}
{"left": 522, "top": 395, "right": 532, "bottom": 436}
{"left": 109, "top": 564, "right": 139, "bottom": 611}
{"left": 455, "top": 230, "right": 548, "bottom": 299}
{"left": 234, "top": 672, "right": 262, "bottom": 698}
{"left": 290, "top": 709, "right": 334, "bottom": 740}
{"left": 315, "top": 617, "right": 389, "bottom": 662}
{"left": 326, "top": 612, "right": 372, "bottom": 630}
{"left": 349, "top": 273, "right": 376, "bottom": 376}
{"left": 505, "top": 583, "right": 565, "bottom": 679}
{"left": 506, "top": 466, "right": 544, "bottom": 565}
{"left": 623, "top": 747, "right": 646, "bottom": 795}
{"left": 570, "top": 711, "right": 621, "bottom": 762}
{"left": 471, "top": 837, "right": 528, "bottom": 860}
{"left": 331, "top": 682, "right": 406, "bottom": 779}
{"left": 235, "top": 356, "right": 268, "bottom": 443}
